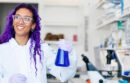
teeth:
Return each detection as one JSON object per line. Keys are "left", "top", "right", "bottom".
{"left": 17, "top": 26, "right": 24, "bottom": 29}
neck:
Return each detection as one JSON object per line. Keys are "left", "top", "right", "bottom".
{"left": 15, "top": 35, "right": 29, "bottom": 46}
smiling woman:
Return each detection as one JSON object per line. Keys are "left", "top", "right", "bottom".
{"left": 13, "top": 8, "right": 36, "bottom": 45}
{"left": 0, "top": 3, "right": 77, "bottom": 83}
{"left": 0, "top": 3, "right": 38, "bottom": 35}
{"left": 0, "top": 3, "right": 41, "bottom": 73}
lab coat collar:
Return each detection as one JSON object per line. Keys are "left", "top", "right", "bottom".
{"left": 9, "top": 38, "right": 31, "bottom": 48}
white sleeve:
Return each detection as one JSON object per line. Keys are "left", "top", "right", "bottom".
{"left": 43, "top": 43, "right": 77, "bottom": 82}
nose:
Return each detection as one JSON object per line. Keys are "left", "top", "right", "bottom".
{"left": 19, "top": 18, "right": 25, "bottom": 24}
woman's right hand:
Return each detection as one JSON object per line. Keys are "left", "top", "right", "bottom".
{"left": 9, "top": 73, "right": 27, "bottom": 83}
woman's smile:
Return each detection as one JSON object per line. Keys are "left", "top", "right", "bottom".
{"left": 17, "top": 26, "right": 24, "bottom": 30}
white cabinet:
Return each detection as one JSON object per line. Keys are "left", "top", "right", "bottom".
{"left": 40, "top": 3, "right": 82, "bottom": 45}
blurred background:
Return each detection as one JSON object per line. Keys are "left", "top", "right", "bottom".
{"left": 1, "top": 0, "right": 130, "bottom": 83}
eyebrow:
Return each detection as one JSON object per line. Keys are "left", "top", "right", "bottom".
{"left": 15, "top": 14, "right": 32, "bottom": 18}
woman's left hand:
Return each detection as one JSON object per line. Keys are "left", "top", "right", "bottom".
{"left": 9, "top": 73, "right": 27, "bottom": 83}
{"left": 57, "top": 39, "right": 72, "bottom": 53}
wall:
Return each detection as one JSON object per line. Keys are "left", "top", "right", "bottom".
{"left": 0, "top": 5, "right": 3, "bottom": 34}
{"left": 0, "top": 3, "right": 16, "bottom": 34}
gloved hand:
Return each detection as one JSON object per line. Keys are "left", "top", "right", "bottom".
{"left": 57, "top": 39, "right": 72, "bottom": 53}
{"left": 9, "top": 73, "right": 27, "bottom": 83}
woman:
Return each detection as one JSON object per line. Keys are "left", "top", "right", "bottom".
{"left": 0, "top": 3, "right": 77, "bottom": 83}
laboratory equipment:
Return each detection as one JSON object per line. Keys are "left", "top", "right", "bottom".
{"left": 81, "top": 54, "right": 105, "bottom": 83}
{"left": 115, "top": 49, "right": 130, "bottom": 82}
{"left": 94, "top": 48, "right": 121, "bottom": 78}
{"left": 94, "top": 47, "right": 130, "bottom": 82}
{"left": 55, "top": 48, "right": 70, "bottom": 67}
{"left": 81, "top": 54, "right": 97, "bottom": 71}
{"left": 81, "top": 54, "right": 122, "bottom": 83}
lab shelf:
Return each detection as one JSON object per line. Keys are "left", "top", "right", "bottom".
{"left": 96, "top": 0, "right": 106, "bottom": 9}
{"left": 97, "top": 11, "right": 130, "bottom": 29}
{"left": 44, "top": 22, "right": 79, "bottom": 28}
{"left": 45, "top": 41, "right": 78, "bottom": 45}
{"left": 99, "top": 46, "right": 130, "bottom": 51}
{"left": 96, "top": 0, "right": 121, "bottom": 9}
{"left": 45, "top": 41, "right": 58, "bottom": 44}
{"left": 97, "top": 18, "right": 119, "bottom": 29}
{"left": 44, "top": 3, "right": 80, "bottom": 8}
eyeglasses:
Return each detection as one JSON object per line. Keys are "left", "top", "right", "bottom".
{"left": 12, "top": 15, "right": 33, "bottom": 24}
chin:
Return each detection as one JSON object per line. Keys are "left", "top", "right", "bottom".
{"left": 15, "top": 32, "right": 28, "bottom": 37}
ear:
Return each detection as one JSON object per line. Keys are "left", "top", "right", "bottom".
{"left": 31, "top": 23, "right": 36, "bottom": 30}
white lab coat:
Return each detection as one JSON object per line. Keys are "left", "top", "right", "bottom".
{"left": 0, "top": 38, "right": 77, "bottom": 83}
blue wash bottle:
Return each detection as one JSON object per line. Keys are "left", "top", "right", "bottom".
{"left": 55, "top": 48, "right": 70, "bottom": 67}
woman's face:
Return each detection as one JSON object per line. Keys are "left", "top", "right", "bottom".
{"left": 13, "top": 8, "right": 36, "bottom": 37}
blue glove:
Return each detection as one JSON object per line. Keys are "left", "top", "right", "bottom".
{"left": 9, "top": 74, "right": 27, "bottom": 83}
{"left": 57, "top": 39, "right": 72, "bottom": 53}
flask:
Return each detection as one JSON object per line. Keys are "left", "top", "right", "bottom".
{"left": 55, "top": 48, "right": 70, "bottom": 67}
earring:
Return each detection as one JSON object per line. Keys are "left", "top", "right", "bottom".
{"left": 31, "top": 29, "right": 34, "bottom": 32}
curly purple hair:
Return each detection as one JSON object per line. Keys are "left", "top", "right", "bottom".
{"left": 0, "top": 3, "right": 42, "bottom": 75}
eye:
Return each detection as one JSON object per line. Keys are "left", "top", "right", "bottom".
{"left": 23, "top": 17, "right": 32, "bottom": 21}
{"left": 14, "top": 15, "right": 21, "bottom": 19}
